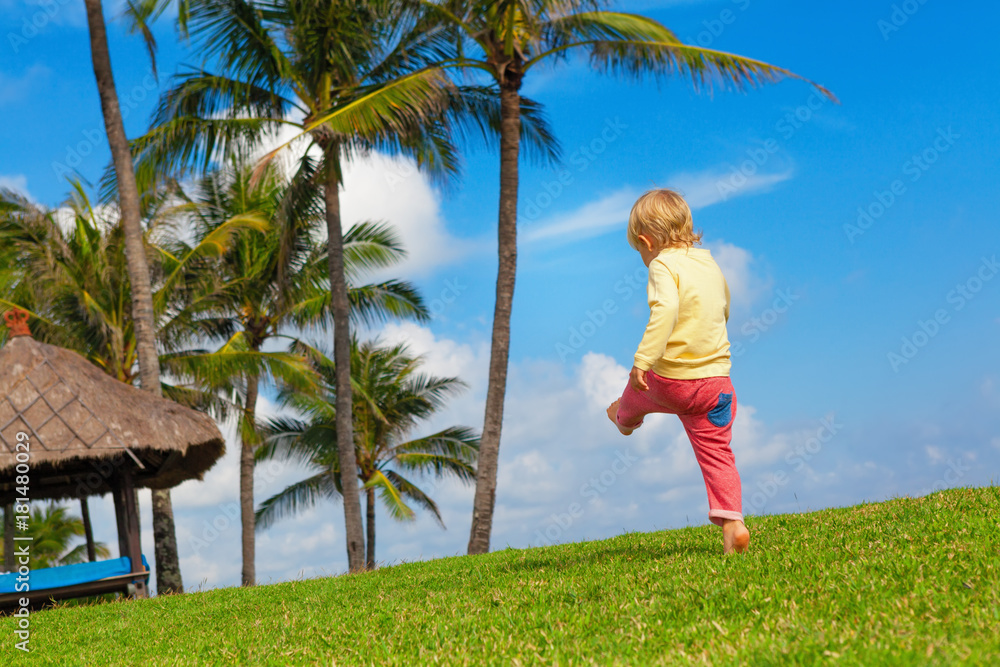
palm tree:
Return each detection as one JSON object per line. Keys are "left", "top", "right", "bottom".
{"left": 256, "top": 339, "right": 479, "bottom": 569}
{"left": 1, "top": 171, "right": 429, "bottom": 585}
{"left": 128, "top": 0, "right": 507, "bottom": 572}
{"left": 414, "top": 0, "right": 836, "bottom": 554}
{"left": 81, "top": 0, "right": 180, "bottom": 593}
{"left": 1, "top": 183, "right": 186, "bottom": 381}
{"left": 0, "top": 181, "right": 276, "bottom": 395}
{"left": 164, "top": 158, "right": 429, "bottom": 585}
{"left": 0, "top": 504, "right": 111, "bottom": 570}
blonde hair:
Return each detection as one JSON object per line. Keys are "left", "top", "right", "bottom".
{"left": 627, "top": 188, "right": 702, "bottom": 251}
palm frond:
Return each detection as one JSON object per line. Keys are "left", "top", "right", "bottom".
{"left": 153, "top": 69, "right": 295, "bottom": 126}
{"left": 284, "top": 279, "right": 429, "bottom": 329}
{"left": 343, "top": 220, "right": 408, "bottom": 275}
{"left": 256, "top": 415, "right": 336, "bottom": 468}
{"left": 129, "top": 116, "right": 290, "bottom": 197}
{"left": 121, "top": 0, "right": 176, "bottom": 79}
{"left": 365, "top": 469, "right": 416, "bottom": 522}
{"left": 161, "top": 341, "right": 319, "bottom": 396}
{"left": 252, "top": 68, "right": 454, "bottom": 182}
{"left": 185, "top": 0, "right": 296, "bottom": 94}
{"left": 537, "top": 11, "right": 836, "bottom": 99}
{"left": 161, "top": 382, "right": 237, "bottom": 422}
{"left": 392, "top": 426, "right": 480, "bottom": 481}
{"left": 254, "top": 471, "right": 339, "bottom": 531}
{"left": 348, "top": 280, "right": 430, "bottom": 326}
{"left": 153, "top": 212, "right": 270, "bottom": 314}
{"left": 384, "top": 469, "right": 444, "bottom": 527}
{"left": 434, "top": 84, "right": 561, "bottom": 167}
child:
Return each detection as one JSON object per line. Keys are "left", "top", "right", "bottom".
{"left": 607, "top": 188, "right": 750, "bottom": 555}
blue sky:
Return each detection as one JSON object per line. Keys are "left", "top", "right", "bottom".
{"left": 1, "top": 0, "right": 998, "bottom": 589}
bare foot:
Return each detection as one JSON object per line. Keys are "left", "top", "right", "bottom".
{"left": 606, "top": 400, "right": 633, "bottom": 436}
{"left": 722, "top": 519, "right": 750, "bottom": 555}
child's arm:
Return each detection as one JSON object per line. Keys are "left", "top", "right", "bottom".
{"left": 633, "top": 258, "right": 679, "bottom": 385}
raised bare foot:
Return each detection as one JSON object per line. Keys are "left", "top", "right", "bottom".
{"left": 722, "top": 519, "right": 750, "bottom": 555}
{"left": 606, "top": 400, "right": 633, "bottom": 436}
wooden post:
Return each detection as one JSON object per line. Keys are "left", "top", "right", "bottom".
{"left": 80, "top": 498, "right": 97, "bottom": 562}
{"left": 3, "top": 504, "right": 14, "bottom": 573}
{"left": 112, "top": 481, "right": 128, "bottom": 559}
{"left": 112, "top": 461, "right": 148, "bottom": 598}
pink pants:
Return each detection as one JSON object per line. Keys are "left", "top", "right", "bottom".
{"left": 616, "top": 372, "right": 743, "bottom": 527}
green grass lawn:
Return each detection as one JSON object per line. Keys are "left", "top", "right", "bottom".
{"left": 3, "top": 486, "right": 999, "bottom": 665}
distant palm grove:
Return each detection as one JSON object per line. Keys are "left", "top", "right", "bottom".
{"left": 0, "top": 0, "right": 829, "bottom": 592}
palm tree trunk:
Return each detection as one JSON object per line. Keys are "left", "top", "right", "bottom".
{"left": 83, "top": 0, "right": 183, "bottom": 595}
{"left": 241, "top": 372, "right": 260, "bottom": 586}
{"left": 468, "top": 83, "right": 522, "bottom": 555}
{"left": 150, "top": 490, "right": 182, "bottom": 592}
{"left": 365, "top": 486, "right": 375, "bottom": 570}
{"left": 322, "top": 144, "right": 366, "bottom": 573}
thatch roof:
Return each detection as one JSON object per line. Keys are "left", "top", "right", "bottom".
{"left": 0, "top": 334, "right": 225, "bottom": 503}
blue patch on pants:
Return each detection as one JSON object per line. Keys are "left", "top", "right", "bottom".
{"left": 708, "top": 392, "right": 733, "bottom": 427}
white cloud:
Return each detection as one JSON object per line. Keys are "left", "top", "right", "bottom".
{"left": 981, "top": 376, "right": 1000, "bottom": 409}
{"left": 253, "top": 116, "right": 478, "bottom": 280}
{"left": 521, "top": 186, "right": 772, "bottom": 310}
{"left": 729, "top": 404, "right": 778, "bottom": 466}
{"left": 0, "top": 174, "right": 29, "bottom": 197}
{"left": 340, "top": 153, "right": 481, "bottom": 278}
{"left": 0, "top": 64, "right": 50, "bottom": 106}
{"left": 523, "top": 167, "right": 793, "bottom": 246}
{"left": 925, "top": 445, "right": 945, "bottom": 464}
{"left": 523, "top": 186, "right": 638, "bottom": 244}
{"left": 377, "top": 321, "right": 488, "bottom": 386}
{"left": 579, "top": 351, "right": 629, "bottom": 411}
{"left": 671, "top": 168, "right": 793, "bottom": 210}
{"left": 706, "top": 240, "right": 772, "bottom": 309}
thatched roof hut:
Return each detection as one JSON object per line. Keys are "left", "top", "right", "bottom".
{"left": 0, "top": 311, "right": 225, "bottom": 503}
{"left": 0, "top": 309, "right": 225, "bottom": 603}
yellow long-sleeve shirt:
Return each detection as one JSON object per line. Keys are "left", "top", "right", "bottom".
{"left": 634, "top": 246, "right": 732, "bottom": 379}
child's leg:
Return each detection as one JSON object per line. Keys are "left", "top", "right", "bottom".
{"left": 676, "top": 380, "right": 744, "bottom": 529}
{"left": 612, "top": 379, "right": 667, "bottom": 433}
{"left": 679, "top": 396, "right": 749, "bottom": 554}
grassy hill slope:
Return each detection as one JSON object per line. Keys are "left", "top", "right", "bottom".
{"left": 3, "top": 486, "right": 999, "bottom": 665}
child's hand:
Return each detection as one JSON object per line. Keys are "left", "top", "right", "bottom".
{"left": 629, "top": 366, "right": 649, "bottom": 392}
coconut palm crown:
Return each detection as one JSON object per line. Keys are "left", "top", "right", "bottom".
{"left": 256, "top": 339, "right": 479, "bottom": 570}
